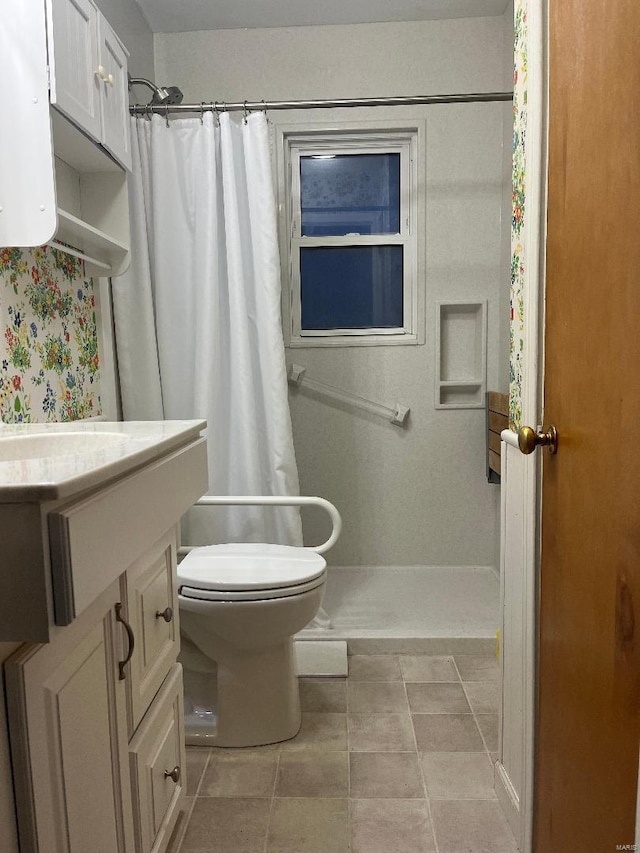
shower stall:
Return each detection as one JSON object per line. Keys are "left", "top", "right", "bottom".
{"left": 121, "top": 67, "right": 513, "bottom": 659}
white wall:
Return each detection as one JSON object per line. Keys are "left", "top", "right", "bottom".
{"left": 155, "top": 17, "right": 512, "bottom": 568}
{"left": 94, "top": 0, "right": 154, "bottom": 80}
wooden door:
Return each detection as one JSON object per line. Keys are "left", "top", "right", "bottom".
{"left": 534, "top": 1, "right": 640, "bottom": 849}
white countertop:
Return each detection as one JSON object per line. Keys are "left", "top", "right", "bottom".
{"left": 0, "top": 420, "right": 206, "bottom": 502}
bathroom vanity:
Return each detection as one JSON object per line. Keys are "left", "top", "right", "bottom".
{"left": 0, "top": 420, "right": 207, "bottom": 853}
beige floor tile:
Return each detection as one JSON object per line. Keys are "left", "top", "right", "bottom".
{"left": 412, "top": 714, "right": 485, "bottom": 752}
{"left": 180, "top": 797, "right": 270, "bottom": 853}
{"left": 348, "top": 682, "right": 409, "bottom": 714}
{"left": 267, "top": 798, "right": 349, "bottom": 853}
{"left": 400, "top": 656, "right": 459, "bottom": 683}
{"left": 280, "top": 713, "right": 347, "bottom": 751}
{"left": 348, "top": 713, "right": 416, "bottom": 752}
{"left": 421, "top": 752, "right": 497, "bottom": 799}
{"left": 299, "top": 679, "right": 347, "bottom": 712}
{"left": 350, "top": 799, "right": 437, "bottom": 853}
{"left": 276, "top": 750, "right": 348, "bottom": 797}
{"left": 406, "top": 683, "right": 471, "bottom": 714}
{"left": 349, "top": 752, "right": 425, "bottom": 798}
{"left": 185, "top": 748, "right": 210, "bottom": 797}
{"left": 348, "top": 655, "right": 403, "bottom": 681}
{"left": 454, "top": 655, "right": 499, "bottom": 682}
{"left": 430, "top": 800, "right": 517, "bottom": 853}
{"left": 464, "top": 682, "right": 499, "bottom": 714}
{"left": 199, "top": 750, "right": 278, "bottom": 797}
{"left": 475, "top": 714, "right": 499, "bottom": 752}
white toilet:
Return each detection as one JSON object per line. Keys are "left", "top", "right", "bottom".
{"left": 177, "top": 542, "right": 327, "bottom": 747}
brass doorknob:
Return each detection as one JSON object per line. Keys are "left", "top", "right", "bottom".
{"left": 518, "top": 425, "right": 558, "bottom": 455}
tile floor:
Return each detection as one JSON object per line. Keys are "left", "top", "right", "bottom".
{"left": 170, "top": 654, "right": 518, "bottom": 853}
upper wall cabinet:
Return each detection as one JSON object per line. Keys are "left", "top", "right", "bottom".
{"left": 0, "top": 0, "right": 131, "bottom": 275}
{"left": 47, "top": 0, "right": 132, "bottom": 171}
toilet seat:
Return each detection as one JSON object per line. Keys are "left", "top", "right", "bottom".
{"left": 177, "top": 543, "right": 327, "bottom": 602}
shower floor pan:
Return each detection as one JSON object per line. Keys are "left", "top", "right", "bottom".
{"left": 296, "top": 565, "right": 499, "bottom": 656}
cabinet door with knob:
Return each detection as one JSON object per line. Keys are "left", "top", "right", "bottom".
{"left": 123, "top": 531, "right": 180, "bottom": 734}
{"left": 5, "top": 579, "right": 135, "bottom": 853}
{"left": 97, "top": 13, "right": 132, "bottom": 170}
{"left": 46, "top": 0, "right": 131, "bottom": 170}
{"left": 46, "top": 0, "right": 102, "bottom": 142}
{"left": 128, "top": 665, "right": 186, "bottom": 853}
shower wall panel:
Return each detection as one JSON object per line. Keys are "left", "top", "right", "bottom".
{"left": 155, "top": 14, "right": 513, "bottom": 568}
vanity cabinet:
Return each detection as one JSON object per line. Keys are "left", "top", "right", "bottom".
{"left": 0, "top": 421, "right": 208, "bottom": 853}
{"left": 46, "top": 0, "right": 132, "bottom": 171}
{"left": 7, "top": 534, "right": 187, "bottom": 853}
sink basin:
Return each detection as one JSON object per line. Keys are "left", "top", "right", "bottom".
{"left": 0, "top": 431, "right": 129, "bottom": 462}
{"left": 0, "top": 420, "right": 207, "bottom": 503}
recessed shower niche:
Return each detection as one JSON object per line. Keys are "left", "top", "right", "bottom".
{"left": 435, "top": 300, "right": 487, "bottom": 409}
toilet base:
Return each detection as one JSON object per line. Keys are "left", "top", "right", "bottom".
{"left": 183, "top": 637, "right": 302, "bottom": 747}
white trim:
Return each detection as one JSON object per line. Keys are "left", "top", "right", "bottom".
{"left": 495, "top": 759, "right": 521, "bottom": 839}
{"left": 501, "top": 428, "right": 519, "bottom": 448}
{"left": 275, "top": 120, "right": 425, "bottom": 348}
{"left": 636, "top": 744, "right": 640, "bottom": 849}
{"left": 498, "top": 4, "right": 548, "bottom": 852}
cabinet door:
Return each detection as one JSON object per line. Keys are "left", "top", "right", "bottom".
{"left": 5, "top": 581, "right": 135, "bottom": 853}
{"left": 98, "top": 15, "right": 132, "bottom": 170}
{"left": 46, "top": 0, "right": 102, "bottom": 143}
{"left": 124, "top": 532, "right": 180, "bottom": 734}
{"left": 129, "top": 665, "right": 186, "bottom": 853}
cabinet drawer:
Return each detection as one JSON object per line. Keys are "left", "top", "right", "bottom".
{"left": 49, "top": 437, "right": 208, "bottom": 625}
{"left": 124, "top": 532, "right": 180, "bottom": 733}
{"left": 129, "top": 664, "right": 186, "bottom": 853}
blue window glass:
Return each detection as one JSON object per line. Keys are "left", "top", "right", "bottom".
{"left": 300, "top": 246, "right": 403, "bottom": 330}
{"left": 300, "top": 154, "right": 401, "bottom": 236}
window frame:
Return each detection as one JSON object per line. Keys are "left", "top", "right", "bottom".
{"left": 276, "top": 122, "right": 425, "bottom": 348}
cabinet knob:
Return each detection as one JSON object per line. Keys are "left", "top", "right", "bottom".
{"left": 155, "top": 606, "right": 174, "bottom": 623}
{"left": 107, "top": 73, "right": 114, "bottom": 87}
{"left": 95, "top": 65, "right": 106, "bottom": 82}
{"left": 164, "top": 766, "right": 181, "bottom": 784}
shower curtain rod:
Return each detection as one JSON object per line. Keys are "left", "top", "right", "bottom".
{"left": 129, "top": 90, "right": 513, "bottom": 117}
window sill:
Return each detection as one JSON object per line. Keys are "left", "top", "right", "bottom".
{"left": 288, "top": 333, "right": 420, "bottom": 348}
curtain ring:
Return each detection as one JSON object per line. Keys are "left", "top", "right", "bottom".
{"left": 261, "top": 99, "right": 269, "bottom": 122}
{"left": 200, "top": 102, "right": 205, "bottom": 124}
{"left": 243, "top": 101, "right": 248, "bottom": 124}
{"left": 146, "top": 103, "right": 152, "bottom": 122}
{"left": 213, "top": 101, "right": 220, "bottom": 124}
{"left": 165, "top": 103, "right": 170, "bottom": 128}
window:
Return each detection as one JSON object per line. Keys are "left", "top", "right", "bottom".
{"left": 281, "top": 128, "right": 422, "bottom": 347}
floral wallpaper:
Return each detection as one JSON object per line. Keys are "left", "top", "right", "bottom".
{"left": 509, "top": 0, "right": 527, "bottom": 430}
{"left": 0, "top": 245, "right": 101, "bottom": 423}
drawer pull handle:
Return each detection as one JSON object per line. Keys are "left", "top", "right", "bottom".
{"left": 164, "top": 766, "right": 181, "bottom": 784}
{"left": 115, "top": 603, "right": 135, "bottom": 681}
{"left": 155, "top": 606, "right": 174, "bottom": 623}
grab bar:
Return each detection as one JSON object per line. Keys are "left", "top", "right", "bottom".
{"left": 179, "top": 495, "right": 342, "bottom": 556}
{"left": 288, "top": 363, "right": 410, "bottom": 427}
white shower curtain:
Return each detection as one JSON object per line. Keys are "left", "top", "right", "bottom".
{"left": 112, "top": 112, "right": 302, "bottom": 547}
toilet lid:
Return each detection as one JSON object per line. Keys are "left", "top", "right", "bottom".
{"left": 177, "top": 543, "right": 326, "bottom": 592}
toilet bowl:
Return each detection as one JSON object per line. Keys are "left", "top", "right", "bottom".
{"left": 177, "top": 542, "right": 326, "bottom": 747}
